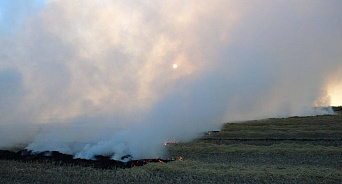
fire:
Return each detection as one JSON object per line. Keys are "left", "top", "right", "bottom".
{"left": 170, "top": 157, "right": 183, "bottom": 161}
{"left": 170, "top": 138, "right": 177, "bottom": 144}
{"left": 163, "top": 138, "right": 177, "bottom": 146}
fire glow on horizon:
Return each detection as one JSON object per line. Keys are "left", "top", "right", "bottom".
{"left": 328, "top": 84, "right": 342, "bottom": 106}
{"left": 0, "top": 0, "right": 341, "bottom": 160}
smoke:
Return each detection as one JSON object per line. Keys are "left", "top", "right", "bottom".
{"left": 0, "top": 0, "right": 341, "bottom": 160}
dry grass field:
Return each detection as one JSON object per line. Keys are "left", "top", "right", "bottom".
{"left": 1, "top": 111, "right": 341, "bottom": 183}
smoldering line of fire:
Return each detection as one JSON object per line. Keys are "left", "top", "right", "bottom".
{"left": 0, "top": 0, "right": 341, "bottom": 160}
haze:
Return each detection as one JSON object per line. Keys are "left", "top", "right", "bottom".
{"left": 0, "top": 0, "right": 341, "bottom": 160}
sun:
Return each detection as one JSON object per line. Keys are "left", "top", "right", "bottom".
{"left": 172, "top": 64, "right": 178, "bottom": 69}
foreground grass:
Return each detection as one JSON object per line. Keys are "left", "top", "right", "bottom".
{"left": 1, "top": 159, "right": 340, "bottom": 184}
{"left": 1, "top": 112, "right": 341, "bottom": 183}
{"left": 145, "top": 160, "right": 341, "bottom": 180}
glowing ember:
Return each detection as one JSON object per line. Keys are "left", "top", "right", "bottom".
{"left": 170, "top": 157, "right": 183, "bottom": 161}
{"left": 171, "top": 138, "right": 176, "bottom": 144}
{"left": 163, "top": 138, "right": 178, "bottom": 146}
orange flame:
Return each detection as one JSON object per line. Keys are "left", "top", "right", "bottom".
{"left": 163, "top": 138, "right": 178, "bottom": 146}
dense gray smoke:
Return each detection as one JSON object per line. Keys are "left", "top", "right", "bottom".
{"left": 0, "top": 0, "right": 341, "bottom": 160}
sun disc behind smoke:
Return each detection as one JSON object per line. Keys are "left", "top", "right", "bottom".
{"left": 173, "top": 64, "right": 178, "bottom": 69}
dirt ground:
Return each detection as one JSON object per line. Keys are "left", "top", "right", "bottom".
{"left": 1, "top": 111, "right": 341, "bottom": 183}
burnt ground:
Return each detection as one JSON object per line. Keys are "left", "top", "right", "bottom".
{"left": 0, "top": 111, "right": 341, "bottom": 183}
{"left": 0, "top": 149, "right": 172, "bottom": 169}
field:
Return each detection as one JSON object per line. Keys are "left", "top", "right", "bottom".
{"left": 1, "top": 111, "right": 341, "bottom": 183}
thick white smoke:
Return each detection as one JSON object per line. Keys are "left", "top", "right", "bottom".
{"left": 0, "top": 0, "right": 341, "bottom": 160}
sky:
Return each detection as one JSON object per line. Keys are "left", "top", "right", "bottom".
{"left": 0, "top": 0, "right": 46, "bottom": 34}
{"left": 0, "top": 0, "right": 341, "bottom": 160}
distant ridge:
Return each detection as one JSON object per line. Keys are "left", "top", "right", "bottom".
{"left": 332, "top": 106, "right": 342, "bottom": 111}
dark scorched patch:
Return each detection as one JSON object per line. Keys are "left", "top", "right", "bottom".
{"left": 0, "top": 149, "right": 171, "bottom": 169}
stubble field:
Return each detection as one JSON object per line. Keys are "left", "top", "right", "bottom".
{"left": 1, "top": 110, "right": 341, "bottom": 183}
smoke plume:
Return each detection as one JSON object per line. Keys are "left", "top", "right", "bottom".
{"left": 0, "top": 0, "right": 341, "bottom": 160}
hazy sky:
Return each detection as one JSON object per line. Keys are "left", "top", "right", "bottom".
{"left": 0, "top": 0, "right": 46, "bottom": 34}
{"left": 0, "top": 0, "right": 341, "bottom": 160}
